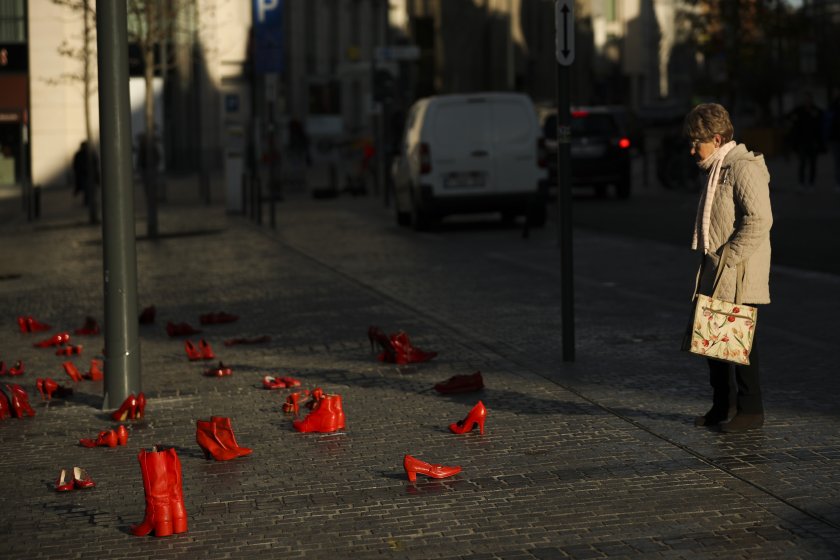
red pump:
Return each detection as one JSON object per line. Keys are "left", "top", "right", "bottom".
{"left": 403, "top": 454, "right": 461, "bottom": 482}
{"left": 448, "top": 401, "right": 487, "bottom": 435}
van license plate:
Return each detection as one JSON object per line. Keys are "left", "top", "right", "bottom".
{"left": 444, "top": 172, "right": 486, "bottom": 189}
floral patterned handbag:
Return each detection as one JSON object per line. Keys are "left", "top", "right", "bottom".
{"left": 682, "top": 246, "right": 757, "bottom": 366}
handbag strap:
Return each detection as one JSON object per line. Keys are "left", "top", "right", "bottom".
{"left": 692, "top": 244, "right": 744, "bottom": 304}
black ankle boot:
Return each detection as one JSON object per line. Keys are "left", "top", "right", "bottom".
{"left": 719, "top": 413, "right": 764, "bottom": 433}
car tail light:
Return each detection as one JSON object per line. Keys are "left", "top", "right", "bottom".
{"left": 618, "top": 137, "right": 631, "bottom": 149}
{"left": 419, "top": 142, "right": 431, "bottom": 174}
{"left": 537, "top": 138, "right": 547, "bottom": 168}
{"left": 572, "top": 110, "right": 589, "bottom": 118}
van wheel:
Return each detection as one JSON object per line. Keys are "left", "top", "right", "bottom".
{"left": 411, "top": 191, "right": 432, "bottom": 231}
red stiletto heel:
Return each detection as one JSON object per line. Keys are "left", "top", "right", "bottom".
{"left": 116, "top": 425, "right": 129, "bottom": 446}
{"left": 7, "top": 360, "right": 24, "bottom": 376}
{"left": 136, "top": 393, "right": 146, "bottom": 419}
{"left": 73, "top": 467, "right": 96, "bottom": 489}
{"left": 79, "top": 429, "right": 118, "bottom": 448}
{"left": 449, "top": 401, "right": 487, "bottom": 435}
{"left": 390, "top": 331, "right": 437, "bottom": 364}
{"left": 139, "top": 306, "right": 156, "bottom": 324}
{"left": 184, "top": 340, "right": 202, "bottom": 361}
{"left": 63, "top": 361, "right": 83, "bottom": 382}
{"left": 403, "top": 454, "right": 461, "bottom": 482}
{"left": 85, "top": 359, "right": 103, "bottom": 381}
{"left": 434, "top": 371, "right": 484, "bottom": 394}
{"left": 198, "top": 339, "right": 215, "bottom": 360}
{"left": 6, "top": 384, "right": 35, "bottom": 417}
{"left": 293, "top": 394, "right": 346, "bottom": 433}
{"left": 55, "top": 469, "right": 75, "bottom": 491}
{"left": 73, "top": 316, "right": 100, "bottom": 335}
{"left": 195, "top": 420, "right": 241, "bottom": 460}
{"left": 210, "top": 416, "right": 252, "bottom": 457}
{"left": 111, "top": 394, "right": 137, "bottom": 421}
{"left": 56, "top": 344, "right": 83, "bottom": 356}
{"left": 132, "top": 447, "right": 177, "bottom": 537}
{"left": 34, "top": 332, "right": 70, "bottom": 348}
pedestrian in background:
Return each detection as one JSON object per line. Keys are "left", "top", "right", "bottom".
{"left": 786, "top": 91, "right": 824, "bottom": 192}
{"left": 828, "top": 93, "right": 840, "bottom": 193}
{"left": 684, "top": 103, "right": 773, "bottom": 433}
{"left": 72, "top": 140, "right": 99, "bottom": 205}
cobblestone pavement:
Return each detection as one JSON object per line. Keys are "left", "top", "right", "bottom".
{"left": 0, "top": 178, "right": 839, "bottom": 559}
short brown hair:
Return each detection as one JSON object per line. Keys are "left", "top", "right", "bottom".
{"left": 683, "top": 103, "right": 734, "bottom": 143}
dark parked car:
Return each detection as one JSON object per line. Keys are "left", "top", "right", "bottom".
{"left": 542, "top": 105, "right": 638, "bottom": 199}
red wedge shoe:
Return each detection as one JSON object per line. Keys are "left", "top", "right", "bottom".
{"left": 403, "top": 454, "right": 461, "bottom": 482}
{"left": 449, "top": 401, "right": 487, "bottom": 435}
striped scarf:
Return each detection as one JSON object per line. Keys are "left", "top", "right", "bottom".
{"left": 692, "top": 140, "right": 736, "bottom": 253}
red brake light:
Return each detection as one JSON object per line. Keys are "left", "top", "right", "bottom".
{"left": 618, "top": 137, "right": 631, "bottom": 149}
{"left": 419, "top": 142, "right": 431, "bottom": 174}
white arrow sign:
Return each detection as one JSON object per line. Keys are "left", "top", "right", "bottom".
{"left": 555, "top": 0, "right": 575, "bottom": 66}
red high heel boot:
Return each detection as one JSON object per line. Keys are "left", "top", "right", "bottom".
{"left": 210, "top": 416, "right": 252, "bottom": 457}
{"left": 449, "top": 401, "right": 487, "bottom": 435}
{"left": 63, "top": 361, "right": 83, "bottom": 382}
{"left": 389, "top": 331, "right": 438, "bottom": 364}
{"left": 34, "top": 332, "right": 70, "bottom": 348}
{"left": 403, "top": 454, "right": 462, "bottom": 482}
{"left": 184, "top": 340, "right": 203, "bottom": 361}
{"left": 165, "top": 448, "right": 188, "bottom": 534}
{"left": 85, "top": 359, "right": 104, "bottom": 381}
{"left": 79, "top": 429, "right": 118, "bottom": 448}
{"left": 111, "top": 394, "right": 137, "bottom": 421}
{"left": 7, "top": 360, "right": 24, "bottom": 376}
{"left": 293, "top": 394, "right": 346, "bottom": 433}
{"left": 131, "top": 447, "right": 174, "bottom": 537}
{"left": 434, "top": 371, "right": 484, "bottom": 394}
{"left": 6, "top": 384, "right": 35, "bottom": 418}
{"left": 195, "top": 420, "right": 241, "bottom": 461}
{"left": 198, "top": 339, "right": 215, "bottom": 360}
{"left": 73, "top": 316, "right": 100, "bottom": 335}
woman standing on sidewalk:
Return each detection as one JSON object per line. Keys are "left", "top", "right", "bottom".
{"left": 684, "top": 103, "right": 773, "bottom": 433}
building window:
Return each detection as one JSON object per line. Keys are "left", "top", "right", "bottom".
{"left": 605, "top": 0, "right": 617, "bottom": 23}
{"left": 0, "top": 0, "right": 26, "bottom": 43}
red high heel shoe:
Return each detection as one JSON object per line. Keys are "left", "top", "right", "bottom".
{"left": 204, "top": 362, "right": 232, "bottom": 377}
{"left": 18, "top": 316, "right": 52, "bottom": 333}
{"left": 136, "top": 393, "right": 146, "bottom": 419}
{"left": 7, "top": 360, "right": 24, "bottom": 376}
{"left": 63, "top": 361, "right": 83, "bottom": 382}
{"left": 210, "top": 416, "right": 252, "bottom": 457}
{"left": 79, "top": 429, "right": 118, "bottom": 448}
{"left": 198, "top": 339, "right": 215, "bottom": 360}
{"left": 367, "top": 325, "right": 397, "bottom": 361}
{"left": 0, "top": 389, "right": 11, "bottom": 419}
{"left": 55, "top": 469, "right": 75, "bottom": 491}
{"left": 199, "top": 311, "right": 239, "bottom": 325}
{"left": 195, "top": 420, "right": 241, "bottom": 461}
{"left": 389, "top": 331, "right": 437, "bottom": 364}
{"left": 434, "top": 371, "right": 484, "bottom": 394}
{"left": 166, "top": 321, "right": 201, "bottom": 337}
{"left": 449, "top": 401, "right": 487, "bottom": 435}
{"left": 73, "top": 316, "right": 100, "bottom": 335}
{"left": 36, "top": 378, "right": 74, "bottom": 401}
{"left": 111, "top": 394, "right": 137, "bottom": 421}
{"left": 223, "top": 335, "right": 271, "bottom": 346}
{"left": 184, "top": 340, "right": 203, "bottom": 361}
{"left": 403, "top": 454, "right": 461, "bottom": 482}
{"left": 6, "top": 384, "right": 35, "bottom": 418}
{"left": 85, "top": 359, "right": 104, "bottom": 381}
{"left": 73, "top": 466, "right": 96, "bottom": 489}
{"left": 116, "top": 425, "right": 129, "bottom": 446}
{"left": 293, "top": 394, "right": 346, "bottom": 433}
{"left": 56, "top": 344, "right": 83, "bottom": 356}
{"left": 34, "top": 332, "right": 70, "bottom": 348}
{"left": 138, "top": 305, "right": 156, "bottom": 324}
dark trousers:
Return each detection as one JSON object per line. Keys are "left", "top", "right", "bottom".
{"left": 797, "top": 149, "right": 817, "bottom": 186}
{"left": 707, "top": 333, "right": 763, "bottom": 414}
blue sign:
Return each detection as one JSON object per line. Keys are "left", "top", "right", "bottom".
{"left": 253, "top": 0, "right": 284, "bottom": 75}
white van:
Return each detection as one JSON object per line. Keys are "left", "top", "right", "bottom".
{"left": 392, "top": 92, "right": 547, "bottom": 230}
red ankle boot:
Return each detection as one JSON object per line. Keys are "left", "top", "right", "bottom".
{"left": 293, "top": 394, "right": 346, "bottom": 433}
{"left": 403, "top": 454, "right": 461, "bottom": 482}
{"left": 449, "top": 401, "right": 487, "bottom": 435}
{"left": 131, "top": 447, "right": 176, "bottom": 537}
{"left": 210, "top": 416, "right": 252, "bottom": 457}
{"left": 6, "top": 384, "right": 35, "bottom": 418}
{"left": 195, "top": 420, "right": 241, "bottom": 461}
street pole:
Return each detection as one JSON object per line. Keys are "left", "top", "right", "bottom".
{"left": 555, "top": 0, "right": 575, "bottom": 362}
{"left": 96, "top": 0, "right": 142, "bottom": 409}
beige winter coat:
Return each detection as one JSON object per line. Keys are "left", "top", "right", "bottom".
{"left": 697, "top": 143, "right": 773, "bottom": 304}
